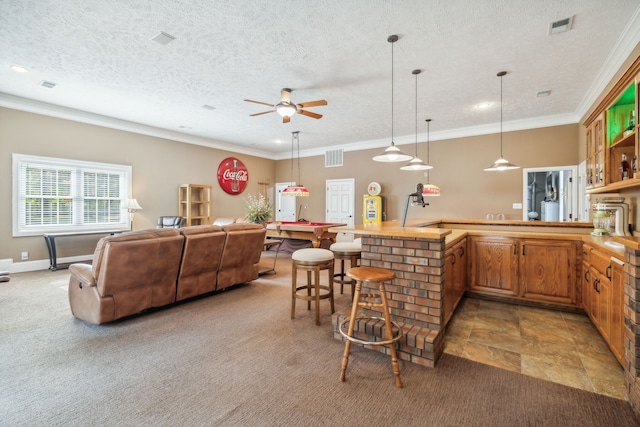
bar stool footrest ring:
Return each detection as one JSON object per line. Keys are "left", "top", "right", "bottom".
{"left": 338, "top": 316, "right": 403, "bottom": 346}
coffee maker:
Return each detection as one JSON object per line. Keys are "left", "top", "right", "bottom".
{"left": 591, "top": 197, "right": 631, "bottom": 236}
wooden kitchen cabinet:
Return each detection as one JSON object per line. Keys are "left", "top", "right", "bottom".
{"left": 582, "top": 243, "right": 624, "bottom": 365}
{"left": 585, "top": 55, "right": 640, "bottom": 194}
{"left": 468, "top": 236, "right": 518, "bottom": 297}
{"left": 444, "top": 238, "right": 467, "bottom": 326}
{"left": 519, "top": 240, "right": 577, "bottom": 305}
{"left": 468, "top": 236, "right": 578, "bottom": 307}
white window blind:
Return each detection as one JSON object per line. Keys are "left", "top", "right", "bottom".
{"left": 13, "top": 154, "right": 132, "bottom": 236}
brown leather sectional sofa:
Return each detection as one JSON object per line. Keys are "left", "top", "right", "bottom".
{"left": 68, "top": 223, "right": 266, "bottom": 325}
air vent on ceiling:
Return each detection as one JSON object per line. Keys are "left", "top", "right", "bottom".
{"left": 39, "top": 80, "right": 57, "bottom": 89}
{"left": 151, "top": 31, "right": 176, "bottom": 45}
{"left": 537, "top": 90, "right": 551, "bottom": 97}
{"left": 325, "top": 148, "right": 343, "bottom": 167}
{"left": 201, "top": 104, "right": 216, "bottom": 111}
{"left": 549, "top": 16, "right": 574, "bottom": 35}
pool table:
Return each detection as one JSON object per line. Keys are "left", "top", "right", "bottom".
{"left": 265, "top": 221, "right": 347, "bottom": 248}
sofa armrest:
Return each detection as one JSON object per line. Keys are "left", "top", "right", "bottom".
{"left": 69, "top": 263, "right": 96, "bottom": 288}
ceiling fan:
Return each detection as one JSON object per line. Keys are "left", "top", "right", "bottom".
{"left": 244, "top": 88, "right": 327, "bottom": 123}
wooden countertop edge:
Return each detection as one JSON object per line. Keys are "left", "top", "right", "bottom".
{"left": 331, "top": 220, "right": 640, "bottom": 259}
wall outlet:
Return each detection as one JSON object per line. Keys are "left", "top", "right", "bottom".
{"left": 512, "top": 203, "right": 523, "bottom": 209}
{"left": 21, "top": 251, "right": 28, "bottom": 260}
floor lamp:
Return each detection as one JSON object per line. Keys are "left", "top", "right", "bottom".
{"left": 122, "top": 198, "right": 142, "bottom": 231}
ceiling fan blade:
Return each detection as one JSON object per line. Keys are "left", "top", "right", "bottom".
{"left": 281, "top": 88, "right": 292, "bottom": 103}
{"left": 244, "top": 99, "right": 274, "bottom": 107}
{"left": 283, "top": 116, "right": 291, "bottom": 124}
{"left": 298, "top": 109, "right": 322, "bottom": 119}
{"left": 250, "top": 110, "right": 275, "bottom": 116}
{"left": 298, "top": 100, "right": 327, "bottom": 108}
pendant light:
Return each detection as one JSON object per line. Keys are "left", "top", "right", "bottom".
{"left": 282, "top": 131, "right": 310, "bottom": 196}
{"left": 422, "top": 119, "right": 441, "bottom": 196}
{"left": 484, "top": 71, "right": 519, "bottom": 171}
{"left": 373, "top": 35, "right": 412, "bottom": 163}
{"left": 401, "top": 69, "right": 432, "bottom": 171}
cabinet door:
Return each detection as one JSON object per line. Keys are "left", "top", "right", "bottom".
{"left": 596, "top": 271, "right": 612, "bottom": 343}
{"left": 593, "top": 114, "right": 607, "bottom": 188}
{"left": 582, "top": 260, "right": 592, "bottom": 315}
{"left": 468, "top": 236, "right": 518, "bottom": 296}
{"left": 586, "top": 125, "right": 595, "bottom": 188}
{"left": 455, "top": 239, "right": 467, "bottom": 305}
{"left": 610, "top": 259, "right": 625, "bottom": 364}
{"left": 519, "top": 240, "right": 577, "bottom": 305}
{"left": 443, "top": 248, "right": 456, "bottom": 326}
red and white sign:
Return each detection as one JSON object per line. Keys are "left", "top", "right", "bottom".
{"left": 217, "top": 157, "right": 248, "bottom": 195}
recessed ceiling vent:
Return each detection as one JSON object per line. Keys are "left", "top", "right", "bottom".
{"left": 549, "top": 16, "right": 574, "bottom": 35}
{"left": 325, "top": 148, "right": 343, "bottom": 167}
{"left": 151, "top": 31, "right": 176, "bottom": 45}
{"left": 201, "top": 104, "right": 216, "bottom": 111}
{"left": 39, "top": 80, "right": 57, "bottom": 89}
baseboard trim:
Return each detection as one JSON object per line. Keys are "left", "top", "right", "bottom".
{"left": 7, "top": 254, "right": 93, "bottom": 273}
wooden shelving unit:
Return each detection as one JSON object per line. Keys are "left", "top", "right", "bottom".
{"left": 178, "top": 184, "right": 212, "bottom": 226}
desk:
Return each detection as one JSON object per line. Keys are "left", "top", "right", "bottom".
{"left": 43, "top": 230, "right": 123, "bottom": 271}
{"left": 265, "top": 222, "right": 346, "bottom": 248}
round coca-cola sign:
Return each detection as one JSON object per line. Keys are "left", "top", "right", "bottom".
{"left": 217, "top": 157, "right": 248, "bottom": 195}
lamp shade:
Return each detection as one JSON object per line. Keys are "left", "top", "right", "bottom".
{"left": 122, "top": 198, "right": 142, "bottom": 211}
{"left": 373, "top": 142, "right": 413, "bottom": 162}
{"left": 484, "top": 157, "right": 519, "bottom": 171}
{"left": 282, "top": 185, "right": 309, "bottom": 197}
{"left": 422, "top": 184, "right": 441, "bottom": 196}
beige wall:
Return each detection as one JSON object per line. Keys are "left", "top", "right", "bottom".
{"left": 0, "top": 108, "right": 275, "bottom": 264}
{"left": 276, "top": 125, "right": 579, "bottom": 224}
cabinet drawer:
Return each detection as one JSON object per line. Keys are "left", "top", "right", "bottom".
{"left": 590, "top": 250, "right": 610, "bottom": 275}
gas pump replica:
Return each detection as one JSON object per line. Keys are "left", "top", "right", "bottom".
{"left": 363, "top": 182, "right": 384, "bottom": 225}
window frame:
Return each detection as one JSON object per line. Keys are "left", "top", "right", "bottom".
{"left": 12, "top": 153, "right": 132, "bottom": 237}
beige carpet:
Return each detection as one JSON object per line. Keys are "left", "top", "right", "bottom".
{"left": 1, "top": 253, "right": 638, "bottom": 426}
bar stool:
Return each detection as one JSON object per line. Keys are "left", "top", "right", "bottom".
{"left": 338, "top": 266, "right": 403, "bottom": 388}
{"left": 291, "top": 248, "right": 335, "bottom": 326}
{"left": 329, "top": 240, "right": 361, "bottom": 298}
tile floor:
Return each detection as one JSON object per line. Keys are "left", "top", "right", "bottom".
{"left": 444, "top": 297, "right": 626, "bottom": 399}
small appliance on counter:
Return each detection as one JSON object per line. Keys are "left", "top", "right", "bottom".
{"left": 591, "top": 197, "right": 631, "bottom": 236}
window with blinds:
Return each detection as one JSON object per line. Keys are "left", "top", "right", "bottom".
{"left": 12, "top": 154, "right": 132, "bottom": 236}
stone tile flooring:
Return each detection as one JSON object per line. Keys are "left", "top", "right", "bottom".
{"left": 444, "top": 297, "right": 626, "bottom": 399}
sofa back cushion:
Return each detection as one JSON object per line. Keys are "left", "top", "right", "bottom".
{"left": 217, "top": 224, "right": 266, "bottom": 290}
{"left": 176, "top": 225, "right": 226, "bottom": 301}
{"left": 93, "top": 229, "right": 184, "bottom": 316}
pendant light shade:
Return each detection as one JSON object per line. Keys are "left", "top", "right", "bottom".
{"left": 422, "top": 119, "right": 440, "bottom": 196}
{"left": 282, "top": 131, "right": 309, "bottom": 197}
{"left": 373, "top": 35, "right": 412, "bottom": 163}
{"left": 485, "top": 71, "right": 519, "bottom": 171}
{"left": 401, "top": 69, "right": 432, "bottom": 171}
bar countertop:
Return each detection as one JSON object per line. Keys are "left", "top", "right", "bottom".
{"left": 330, "top": 218, "right": 640, "bottom": 260}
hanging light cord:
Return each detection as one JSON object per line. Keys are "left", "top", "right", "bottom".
{"left": 391, "top": 37, "right": 395, "bottom": 143}
{"left": 414, "top": 70, "right": 418, "bottom": 155}
{"left": 426, "top": 119, "right": 431, "bottom": 183}
{"left": 290, "top": 132, "right": 295, "bottom": 184}
{"left": 295, "top": 131, "right": 301, "bottom": 184}
{"left": 499, "top": 72, "right": 504, "bottom": 158}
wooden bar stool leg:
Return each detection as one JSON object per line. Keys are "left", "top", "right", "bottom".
{"left": 314, "top": 266, "right": 321, "bottom": 325}
{"left": 379, "top": 282, "right": 403, "bottom": 388}
{"left": 329, "top": 262, "right": 335, "bottom": 314}
{"left": 306, "top": 270, "right": 312, "bottom": 310}
{"left": 291, "top": 263, "right": 297, "bottom": 319}
{"left": 340, "top": 280, "right": 362, "bottom": 382}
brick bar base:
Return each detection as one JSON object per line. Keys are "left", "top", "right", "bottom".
{"left": 625, "top": 248, "right": 640, "bottom": 418}
{"left": 332, "top": 235, "right": 445, "bottom": 367}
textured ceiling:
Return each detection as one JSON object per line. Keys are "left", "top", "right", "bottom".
{"left": 1, "top": 0, "right": 640, "bottom": 159}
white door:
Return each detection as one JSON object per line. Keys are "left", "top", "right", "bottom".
{"left": 275, "top": 182, "right": 296, "bottom": 221}
{"left": 326, "top": 178, "right": 355, "bottom": 231}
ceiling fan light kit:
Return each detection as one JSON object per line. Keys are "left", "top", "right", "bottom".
{"left": 245, "top": 88, "right": 326, "bottom": 124}
{"left": 485, "top": 71, "right": 519, "bottom": 172}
